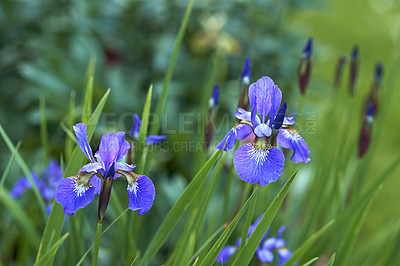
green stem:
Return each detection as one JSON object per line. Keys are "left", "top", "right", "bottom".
{"left": 92, "top": 222, "right": 103, "bottom": 266}
{"left": 240, "top": 185, "right": 259, "bottom": 247}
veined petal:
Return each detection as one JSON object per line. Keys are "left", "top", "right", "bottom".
{"left": 126, "top": 174, "right": 155, "bottom": 216}
{"left": 277, "top": 129, "right": 310, "bottom": 163}
{"left": 235, "top": 108, "right": 261, "bottom": 125}
{"left": 73, "top": 123, "right": 95, "bottom": 163}
{"left": 78, "top": 163, "right": 102, "bottom": 174}
{"left": 233, "top": 144, "right": 284, "bottom": 186}
{"left": 254, "top": 124, "right": 272, "bottom": 137}
{"left": 268, "top": 85, "right": 282, "bottom": 126}
{"left": 234, "top": 124, "right": 253, "bottom": 140}
{"left": 248, "top": 81, "right": 257, "bottom": 127}
{"left": 216, "top": 246, "right": 237, "bottom": 264}
{"left": 55, "top": 173, "right": 97, "bottom": 215}
{"left": 129, "top": 114, "right": 141, "bottom": 139}
{"left": 283, "top": 116, "right": 295, "bottom": 126}
{"left": 257, "top": 248, "right": 274, "bottom": 264}
{"left": 145, "top": 135, "right": 166, "bottom": 145}
{"left": 216, "top": 129, "right": 236, "bottom": 151}
{"left": 96, "top": 132, "right": 130, "bottom": 173}
{"left": 254, "top": 76, "right": 275, "bottom": 123}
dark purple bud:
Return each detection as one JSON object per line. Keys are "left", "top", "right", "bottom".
{"left": 349, "top": 45, "right": 359, "bottom": 95}
{"left": 98, "top": 163, "right": 115, "bottom": 222}
{"left": 334, "top": 55, "right": 347, "bottom": 89}
{"left": 272, "top": 102, "right": 287, "bottom": 130}
{"left": 298, "top": 58, "right": 311, "bottom": 95}
{"left": 240, "top": 58, "right": 251, "bottom": 85}
{"left": 209, "top": 83, "right": 219, "bottom": 108}
{"left": 303, "top": 38, "right": 313, "bottom": 59}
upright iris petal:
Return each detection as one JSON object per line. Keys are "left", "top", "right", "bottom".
{"left": 129, "top": 113, "right": 142, "bottom": 139}
{"left": 233, "top": 143, "right": 285, "bottom": 186}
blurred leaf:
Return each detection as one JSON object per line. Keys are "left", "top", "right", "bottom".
{"left": 34, "top": 233, "right": 69, "bottom": 266}
{"left": 0, "top": 123, "right": 47, "bottom": 219}
{"left": 139, "top": 149, "right": 222, "bottom": 265}
{"left": 231, "top": 171, "right": 297, "bottom": 266}
{"left": 40, "top": 97, "right": 48, "bottom": 159}
{"left": 198, "top": 185, "right": 260, "bottom": 266}
{"left": 0, "top": 187, "right": 40, "bottom": 247}
{"left": 302, "top": 257, "right": 319, "bottom": 266}
{"left": 282, "top": 220, "right": 335, "bottom": 266}
{"left": 0, "top": 141, "right": 21, "bottom": 188}
{"left": 81, "top": 56, "right": 96, "bottom": 124}
{"left": 326, "top": 253, "right": 336, "bottom": 266}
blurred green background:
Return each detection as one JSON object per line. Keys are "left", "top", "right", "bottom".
{"left": 1, "top": 0, "right": 399, "bottom": 264}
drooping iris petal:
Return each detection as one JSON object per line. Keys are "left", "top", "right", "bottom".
{"left": 277, "top": 129, "right": 310, "bottom": 163}
{"left": 256, "top": 248, "right": 274, "bottom": 264}
{"left": 235, "top": 124, "right": 253, "bottom": 140}
{"left": 145, "top": 135, "right": 167, "bottom": 145}
{"left": 233, "top": 144, "right": 284, "bottom": 186}
{"left": 235, "top": 108, "right": 251, "bottom": 121}
{"left": 254, "top": 124, "right": 272, "bottom": 137}
{"left": 268, "top": 85, "right": 283, "bottom": 126}
{"left": 216, "top": 246, "right": 237, "bottom": 264}
{"left": 216, "top": 129, "right": 236, "bottom": 151}
{"left": 277, "top": 248, "right": 292, "bottom": 266}
{"left": 56, "top": 175, "right": 96, "bottom": 215}
{"left": 283, "top": 116, "right": 295, "bottom": 126}
{"left": 10, "top": 177, "right": 32, "bottom": 198}
{"left": 78, "top": 162, "right": 103, "bottom": 174}
{"left": 129, "top": 114, "right": 141, "bottom": 139}
{"left": 115, "top": 162, "right": 136, "bottom": 172}
{"left": 127, "top": 175, "right": 155, "bottom": 216}
{"left": 73, "top": 123, "right": 95, "bottom": 163}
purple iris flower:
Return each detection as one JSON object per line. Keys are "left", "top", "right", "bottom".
{"left": 257, "top": 226, "right": 293, "bottom": 265}
{"left": 216, "top": 215, "right": 293, "bottom": 265}
{"left": 217, "top": 76, "right": 310, "bottom": 186}
{"left": 129, "top": 114, "right": 166, "bottom": 145}
{"left": 10, "top": 160, "right": 63, "bottom": 215}
{"left": 56, "top": 123, "right": 155, "bottom": 217}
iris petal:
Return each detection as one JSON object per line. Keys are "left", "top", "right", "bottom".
{"left": 216, "top": 246, "right": 237, "bottom": 264}
{"left": 216, "top": 129, "right": 236, "bottom": 151}
{"left": 96, "top": 132, "right": 131, "bottom": 173}
{"left": 277, "top": 129, "right": 310, "bottom": 163}
{"left": 254, "top": 124, "right": 272, "bottom": 137}
{"left": 129, "top": 114, "right": 141, "bottom": 138}
{"left": 257, "top": 248, "right": 274, "bottom": 263}
{"left": 127, "top": 175, "right": 156, "bottom": 216}
{"left": 235, "top": 124, "right": 253, "bottom": 140}
{"left": 145, "top": 135, "right": 166, "bottom": 145}
{"left": 233, "top": 144, "right": 284, "bottom": 186}
{"left": 56, "top": 176, "right": 96, "bottom": 215}
{"left": 73, "top": 123, "right": 95, "bottom": 163}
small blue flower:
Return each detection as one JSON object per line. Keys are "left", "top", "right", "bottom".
{"left": 129, "top": 114, "right": 166, "bottom": 145}
{"left": 56, "top": 123, "right": 155, "bottom": 216}
{"left": 240, "top": 58, "right": 251, "bottom": 85}
{"left": 303, "top": 38, "right": 313, "bottom": 59}
{"left": 216, "top": 215, "right": 293, "bottom": 265}
{"left": 209, "top": 83, "right": 220, "bottom": 108}
{"left": 217, "top": 76, "right": 310, "bottom": 186}
{"left": 10, "top": 160, "right": 63, "bottom": 215}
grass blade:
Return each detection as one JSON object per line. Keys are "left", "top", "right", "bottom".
{"left": 34, "top": 233, "right": 69, "bottom": 266}
{"left": 149, "top": 0, "right": 194, "bottom": 136}
{"left": 198, "top": 186, "right": 260, "bottom": 266}
{"left": 81, "top": 56, "right": 96, "bottom": 124}
{"left": 326, "top": 253, "right": 336, "bottom": 266}
{"left": 139, "top": 149, "right": 222, "bottom": 265}
{"left": 0, "top": 141, "right": 21, "bottom": 188}
{"left": 231, "top": 171, "right": 297, "bottom": 266}
{"left": 0, "top": 187, "right": 40, "bottom": 247}
{"left": 302, "top": 257, "right": 319, "bottom": 266}
{"left": 40, "top": 97, "right": 48, "bottom": 159}
{"left": 282, "top": 220, "right": 335, "bottom": 266}
{"left": 36, "top": 89, "right": 110, "bottom": 263}
{"left": 0, "top": 123, "right": 47, "bottom": 219}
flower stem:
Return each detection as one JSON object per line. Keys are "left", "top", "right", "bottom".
{"left": 92, "top": 221, "right": 103, "bottom": 266}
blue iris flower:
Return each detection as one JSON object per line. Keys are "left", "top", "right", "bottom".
{"left": 10, "top": 160, "right": 63, "bottom": 215}
{"left": 129, "top": 114, "right": 166, "bottom": 145}
{"left": 217, "top": 215, "right": 293, "bottom": 265}
{"left": 56, "top": 123, "right": 155, "bottom": 216}
{"left": 217, "top": 76, "right": 310, "bottom": 186}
